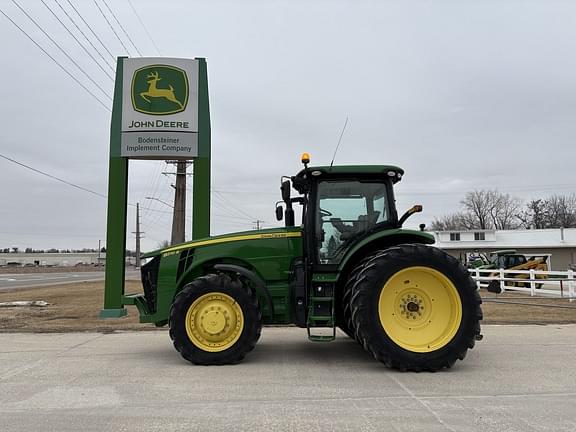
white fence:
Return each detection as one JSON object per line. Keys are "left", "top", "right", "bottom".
{"left": 469, "top": 267, "right": 576, "bottom": 299}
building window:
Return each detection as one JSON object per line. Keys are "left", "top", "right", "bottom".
{"left": 450, "top": 233, "right": 460, "bottom": 241}
{"left": 474, "top": 232, "right": 485, "bottom": 241}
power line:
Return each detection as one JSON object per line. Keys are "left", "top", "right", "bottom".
{"left": 212, "top": 190, "right": 257, "bottom": 220}
{"left": 212, "top": 188, "right": 277, "bottom": 197}
{"left": 53, "top": 0, "right": 116, "bottom": 72}
{"left": 101, "top": 0, "right": 142, "bottom": 56}
{"left": 211, "top": 196, "right": 253, "bottom": 220}
{"left": 126, "top": 0, "right": 161, "bottom": 55}
{"left": 0, "top": 153, "right": 145, "bottom": 214}
{"left": 65, "top": 0, "right": 116, "bottom": 62}
{"left": 40, "top": 0, "right": 114, "bottom": 80}
{"left": 0, "top": 153, "right": 107, "bottom": 199}
{"left": 252, "top": 219, "right": 265, "bottom": 230}
{"left": 0, "top": 7, "right": 110, "bottom": 111}
{"left": 141, "top": 207, "right": 174, "bottom": 215}
{"left": 10, "top": 0, "right": 112, "bottom": 101}
{"left": 139, "top": 162, "right": 165, "bottom": 213}
{"left": 142, "top": 170, "right": 174, "bottom": 226}
{"left": 92, "top": 0, "right": 131, "bottom": 55}
{"left": 212, "top": 213, "right": 253, "bottom": 221}
{"left": 2, "top": 152, "right": 266, "bottom": 231}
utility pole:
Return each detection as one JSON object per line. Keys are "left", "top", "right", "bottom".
{"left": 166, "top": 161, "right": 189, "bottom": 245}
{"left": 131, "top": 203, "right": 143, "bottom": 268}
{"left": 253, "top": 219, "right": 264, "bottom": 230}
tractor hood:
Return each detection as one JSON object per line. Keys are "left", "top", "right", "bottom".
{"left": 141, "top": 227, "right": 303, "bottom": 259}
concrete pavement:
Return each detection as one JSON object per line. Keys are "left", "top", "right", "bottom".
{"left": 0, "top": 325, "right": 575, "bottom": 431}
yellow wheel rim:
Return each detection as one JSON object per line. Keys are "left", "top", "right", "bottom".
{"left": 378, "top": 266, "right": 462, "bottom": 353}
{"left": 185, "top": 292, "right": 244, "bottom": 352}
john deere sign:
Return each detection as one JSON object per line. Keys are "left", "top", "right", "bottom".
{"left": 131, "top": 65, "right": 188, "bottom": 115}
{"left": 121, "top": 58, "right": 199, "bottom": 158}
{"left": 102, "top": 56, "right": 211, "bottom": 319}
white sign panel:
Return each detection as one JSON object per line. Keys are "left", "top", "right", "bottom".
{"left": 121, "top": 58, "right": 199, "bottom": 158}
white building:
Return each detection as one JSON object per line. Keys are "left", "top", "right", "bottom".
{"left": 0, "top": 252, "right": 105, "bottom": 267}
{"left": 432, "top": 228, "right": 576, "bottom": 270}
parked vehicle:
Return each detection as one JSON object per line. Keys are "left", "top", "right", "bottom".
{"left": 485, "top": 250, "right": 549, "bottom": 293}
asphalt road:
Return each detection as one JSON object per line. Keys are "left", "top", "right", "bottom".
{"left": 0, "top": 270, "right": 141, "bottom": 290}
{"left": 1, "top": 325, "right": 575, "bottom": 431}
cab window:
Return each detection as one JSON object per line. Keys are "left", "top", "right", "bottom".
{"left": 316, "top": 180, "right": 390, "bottom": 264}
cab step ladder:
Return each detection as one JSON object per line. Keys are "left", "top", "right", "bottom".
{"left": 307, "top": 282, "right": 336, "bottom": 341}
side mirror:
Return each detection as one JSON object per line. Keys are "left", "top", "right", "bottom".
{"left": 281, "top": 180, "right": 291, "bottom": 202}
{"left": 275, "top": 205, "right": 284, "bottom": 221}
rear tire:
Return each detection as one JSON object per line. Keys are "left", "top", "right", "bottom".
{"left": 339, "top": 251, "right": 386, "bottom": 341}
{"left": 169, "top": 273, "right": 262, "bottom": 365}
{"left": 350, "top": 244, "right": 482, "bottom": 371}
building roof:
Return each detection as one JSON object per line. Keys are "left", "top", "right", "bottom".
{"left": 432, "top": 228, "right": 576, "bottom": 250}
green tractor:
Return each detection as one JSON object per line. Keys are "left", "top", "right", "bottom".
{"left": 130, "top": 154, "right": 482, "bottom": 371}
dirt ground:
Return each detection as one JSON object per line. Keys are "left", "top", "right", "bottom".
{"left": 0, "top": 281, "right": 147, "bottom": 333}
{"left": 0, "top": 282, "right": 575, "bottom": 333}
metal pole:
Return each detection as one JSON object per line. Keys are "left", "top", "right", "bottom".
{"left": 135, "top": 202, "right": 141, "bottom": 267}
{"left": 101, "top": 57, "right": 128, "bottom": 319}
{"left": 192, "top": 58, "right": 211, "bottom": 240}
{"left": 171, "top": 161, "right": 186, "bottom": 245}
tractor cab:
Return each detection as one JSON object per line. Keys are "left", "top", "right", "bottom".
{"left": 276, "top": 153, "right": 423, "bottom": 268}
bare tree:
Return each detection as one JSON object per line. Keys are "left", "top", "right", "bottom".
{"left": 519, "top": 195, "right": 576, "bottom": 229}
{"left": 430, "top": 213, "right": 467, "bottom": 231}
{"left": 431, "top": 190, "right": 576, "bottom": 231}
{"left": 545, "top": 194, "right": 576, "bottom": 228}
{"left": 459, "top": 190, "right": 522, "bottom": 230}
{"left": 461, "top": 190, "right": 497, "bottom": 229}
{"left": 491, "top": 192, "right": 522, "bottom": 229}
{"left": 518, "top": 199, "right": 547, "bottom": 229}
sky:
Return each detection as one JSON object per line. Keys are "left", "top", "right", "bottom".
{"left": 1, "top": 0, "right": 575, "bottom": 252}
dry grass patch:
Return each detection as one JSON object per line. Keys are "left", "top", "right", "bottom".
{"left": 0, "top": 280, "right": 152, "bottom": 332}
{"left": 481, "top": 292, "right": 576, "bottom": 325}
{"left": 1, "top": 282, "right": 576, "bottom": 333}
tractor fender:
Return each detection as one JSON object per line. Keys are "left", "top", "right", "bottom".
{"left": 338, "top": 229, "right": 435, "bottom": 273}
{"left": 213, "top": 263, "right": 275, "bottom": 317}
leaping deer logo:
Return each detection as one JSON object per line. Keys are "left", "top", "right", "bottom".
{"left": 140, "top": 71, "right": 184, "bottom": 109}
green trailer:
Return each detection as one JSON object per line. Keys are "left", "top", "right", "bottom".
{"left": 127, "top": 155, "right": 482, "bottom": 371}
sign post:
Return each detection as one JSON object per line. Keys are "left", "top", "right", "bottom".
{"left": 100, "top": 57, "right": 210, "bottom": 319}
{"left": 193, "top": 59, "right": 211, "bottom": 239}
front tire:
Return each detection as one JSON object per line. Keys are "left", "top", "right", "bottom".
{"left": 169, "top": 273, "right": 262, "bottom": 365}
{"left": 350, "top": 244, "right": 482, "bottom": 371}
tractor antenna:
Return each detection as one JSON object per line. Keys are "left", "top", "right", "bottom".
{"left": 330, "top": 116, "right": 348, "bottom": 169}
